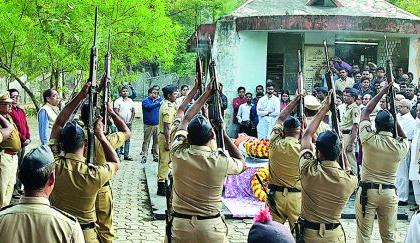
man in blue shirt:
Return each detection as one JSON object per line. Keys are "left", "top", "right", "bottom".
{"left": 141, "top": 88, "right": 162, "bottom": 163}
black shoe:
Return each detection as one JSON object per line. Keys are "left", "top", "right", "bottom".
{"left": 410, "top": 205, "right": 419, "bottom": 211}
{"left": 157, "top": 182, "right": 165, "bottom": 196}
{"left": 398, "top": 201, "right": 408, "bottom": 206}
{"left": 124, "top": 156, "right": 133, "bottom": 161}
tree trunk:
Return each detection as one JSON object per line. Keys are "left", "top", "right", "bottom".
{"left": 0, "top": 63, "right": 40, "bottom": 111}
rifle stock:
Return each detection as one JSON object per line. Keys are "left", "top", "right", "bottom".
{"left": 207, "top": 36, "right": 225, "bottom": 150}
{"left": 102, "top": 30, "right": 111, "bottom": 133}
{"left": 323, "top": 41, "right": 344, "bottom": 167}
{"left": 297, "top": 49, "right": 304, "bottom": 125}
{"left": 384, "top": 35, "right": 398, "bottom": 138}
{"left": 87, "top": 7, "right": 99, "bottom": 165}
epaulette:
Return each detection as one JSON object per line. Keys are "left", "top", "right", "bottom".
{"left": 0, "top": 204, "right": 17, "bottom": 212}
{"left": 50, "top": 206, "right": 78, "bottom": 222}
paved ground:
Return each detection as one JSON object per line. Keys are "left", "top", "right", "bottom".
{"left": 25, "top": 116, "right": 411, "bottom": 242}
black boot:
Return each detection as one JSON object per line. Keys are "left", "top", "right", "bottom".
{"left": 157, "top": 181, "right": 165, "bottom": 196}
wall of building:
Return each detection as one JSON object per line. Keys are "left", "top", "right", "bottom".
{"left": 237, "top": 31, "right": 268, "bottom": 94}
{"left": 408, "top": 38, "right": 420, "bottom": 85}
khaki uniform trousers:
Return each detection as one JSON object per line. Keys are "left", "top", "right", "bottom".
{"left": 343, "top": 133, "right": 357, "bottom": 176}
{"left": 142, "top": 124, "right": 158, "bottom": 158}
{"left": 95, "top": 184, "right": 114, "bottom": 243}
{"left": 171, "top": 216, "right": 228, "bottom": 243}
{"left": 83, "top": 228, "right": 100, "bottom": 243}
{"left": 355, "top": 186, "right": 398, "bottom": 243}
{"left": 268, "top": 190, "right": 301, "bottom": 229}
{"left": 303, "top": 225, "right": 345, "bottom": 243}
{"left": 0, "top": 153, "right": 18, "bottom": 207}
{"left": 158, "top": 133, "right": 170, "bottom": 182}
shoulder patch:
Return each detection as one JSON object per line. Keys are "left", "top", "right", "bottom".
{"left": 50, "top": 206, "right": 78, "bottom": 222}
{"left": 302, "top": 151, "right": 313, "bottom": 160}
{"left": 0, "top": 204, "right": 17, "bottom": 212}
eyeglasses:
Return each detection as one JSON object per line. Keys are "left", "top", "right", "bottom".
{"left": 151, "top": 92, "right": 158, "bottom": 94}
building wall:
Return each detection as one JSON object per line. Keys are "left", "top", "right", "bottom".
{"left": 238, "top": 31, "right": 268, "bottom": 94}
{"left": 408, "top": 38, "right": 420, "bottom": 85}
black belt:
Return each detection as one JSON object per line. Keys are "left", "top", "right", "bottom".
{"left": 269, "top": 184, "right": 301, "bottom": 192}
{"left": 304, "top": 219, "right": 340, "bottom": 230}
{"left": 172, "top": 212, "right": 220, "bottom": 220}
{"left": 80, "top": 222, "right": 95, "bottom": 230}
{"left": 360, "top": 181, "right": 395, "bottom": 190}
{"left": 341, "top": 130, "right": 351, "bottom": 134}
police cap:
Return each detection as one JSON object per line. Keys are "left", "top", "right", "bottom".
{"left": 162, "top": 84, "right": 178, "bottom": 96}
{"left": 345, "top": 88, "right": 359, "bottom": 96}
{"left": 304, "top": 95, "right": 321, "bottom": 111}
{"left": 61, "top": 121, "right": 85, "bottom": 151}
{"left": 316, "top": 130, "right": 340, "bottom": 160}
{"left": 20, "top": 145, "right": 55, "bottom": 172}
{"left": 283, "top": 116, "right": 301, "bottom": 131}
{"left": 187, "top": 115, "right": 213, "bottom": 145}
{"left": 375, "top": 110, "right": 394, "bottom": 131}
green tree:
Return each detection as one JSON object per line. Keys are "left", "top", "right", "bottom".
{"left": 388, "top": 0, "right": 420, "bottom": 16}
{"left": 0, "top": 0, "right": 182, "bottom": 110}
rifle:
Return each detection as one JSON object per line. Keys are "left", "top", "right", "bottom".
{"left": 297, "top": 49, "right": 304, "bottom": 126}
{"left": 164, "top": 178, "right": 173, "bottom": 243}
{"left": 384, "top": 34, "right": 398, "bottom": 138}
{"left": 86, "top": 7, "right": 99, "bottom": 164}
{"left": 207, "top": 35, "right": 225, "bottom": 149}
{"left": 255, "top": 174, "right": 283, "bottom": 221}
{"left": 102, "top": 30, "right": 111, "bottom": 133}
{"left": 195, "top": 32, "right": 206, "bottom": 113}
{"left": 323, "top": 41, "right": 344, "bottom": 167}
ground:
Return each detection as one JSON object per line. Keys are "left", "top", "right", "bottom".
{"left": 24, "top": 116, "right": 411, "bottom": 243}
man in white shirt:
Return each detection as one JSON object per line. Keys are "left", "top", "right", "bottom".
{"left": 409, "top": 104, "right": 420, "bottom": 211}
{"left": 335, "top": 68, "right": 354, "bottom": 92}
{"left": 236, "top": 92, "right": 254, "bottom": 136}
{"left": 114, "top": 85, "right": 135, "bottom": 160}
{"left": 396, "top": 99, "right": 415, "bottom": 205}
{"left": 256, "top": 82, "right": 280, "bottom": 139}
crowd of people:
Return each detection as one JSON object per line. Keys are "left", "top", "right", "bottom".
{"left": 0, "top": 58, "right": 419, "bottom": 243}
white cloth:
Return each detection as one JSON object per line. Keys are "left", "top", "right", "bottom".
{"left": 405, "top": 212, "right": 420, "bottom": 243}
{"left": 114, "top": 97, "right": 134, "bottom": 123}
{"left": 409, "top": 120, "right": 420, "bottom": 181}
{"left": 396, "top": 112, "right": 415, "bottom": 202}
{"left": 413, "top": 181, "right": 420, "bottom": 205}
{"left": 256, "top": 95, "right": 280, "bottom": 139}
{"left": 236, "top": 103, "right": 252, "bottom": 123}
{"left": 175, "top": 96, "right": 186, "bottom": 108}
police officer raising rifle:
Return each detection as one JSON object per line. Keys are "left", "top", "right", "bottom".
{"left": 384, "top": 34, "right": 398, "bottom": 138}
{"left": 207, "top": 35, "right": 225, "bottom": 149}
{"left": 87, "top": 7, "right": 99, "bottom": 165}
{"left": 101, "top": 30, "right": 112, "bottom": 134}
{"left": 323, "top": 41, "right": 346, "bottom": 168}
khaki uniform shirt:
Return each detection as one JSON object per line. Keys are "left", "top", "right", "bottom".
{"left": 50, "top": 151, "right": 116, "bottom": 224}
{"left": 269, "top": 124, "right": 301, "bottom": 189}
{"left": 94, "top": 132, "right": 126, "bottom": 165}
{"left": 0, "top": 196, "right": 85, "bottom": 243}
{"left": 159, "top": 100, "right": 177, "bottom": 133}
{"left": 300, "top": 149, "right": 358, "bottom": 223}
{"left": 0, "top": 115, "right": 21, "bottom": 152}
{"left": 359, "top": 120, "right": 409, "bottom": 184}
{"left": 340, "top": 103, "right": 360, "bottom": 131}
{"left": 171, "top": 130, "right": 245, "bottom": 216}
{"left": 306, "top": 117, "right": 331, "bottom": 135}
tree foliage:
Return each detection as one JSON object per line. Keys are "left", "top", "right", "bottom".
{"left": 388, "top": 0, "right": 420, "bottom": 16}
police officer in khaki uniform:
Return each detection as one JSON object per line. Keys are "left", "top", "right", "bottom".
{"left": 0, "top": 145, "right": 85, "bottom": 243}
{"left": 267, "top": 94, "right": 303, "bottom": 228}
{"left": 49, "top": 83, "right": 121, "bottom": 243}
{"left": 0, "top": 93, "right": 22, "bottom": 207}
{"left": 356, "top": 81, "right": 409, "bottom": 243}
{"left": 170, "top": 84, "right": 246, "bottom": 243}
{"left": 157, "top": 84, "right": 178, "bottom": 196}
{"left": 340, "top": 88, "right": 361, "bottom": 177}
{"left": 80, "top": 101, "right": 131, "bottom": 243}
{"left": 298, "top": 91, "right": 358, "bottom": 242}
{"left": 304, "top": 94, "right": 331, "bottom": 135}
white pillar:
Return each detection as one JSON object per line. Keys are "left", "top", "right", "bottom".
{"left": 408, "top": 37, "right": 420, "bottom": 86}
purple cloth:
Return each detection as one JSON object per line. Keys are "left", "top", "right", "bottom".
{"left": 333, "top": 61, "right": 352, "bottom": 74}
{"left": 224, "top": 167, "right": 260, "bottom": 198}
